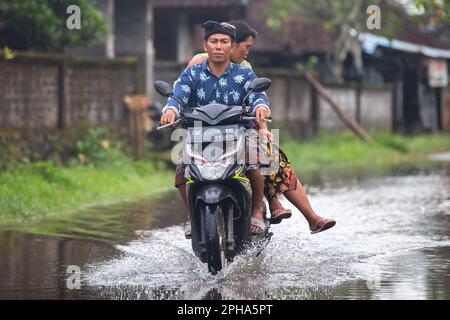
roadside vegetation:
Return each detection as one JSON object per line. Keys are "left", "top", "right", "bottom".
{"left": 1, "top": 128, "right": 449, "bottom": 225}
{"left": 283, "top": 131, "right": 450, "bottom": 174}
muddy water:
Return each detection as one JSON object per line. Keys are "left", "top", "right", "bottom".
{"left": 1, "top": 163, "right": 449, "bottom": 300}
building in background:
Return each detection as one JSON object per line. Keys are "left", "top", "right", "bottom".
{"left": 3, "top": 0, "right": 450, "bottom": 135}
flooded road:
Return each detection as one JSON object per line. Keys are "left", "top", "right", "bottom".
{"left": 1, "top": 162, "right": 450, "bottom": 300}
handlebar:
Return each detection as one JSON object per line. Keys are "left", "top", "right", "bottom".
{"left": 156, "top": 118, "right": 182, "bottom": 130}
{"left": 241, "top": 116, "right": 272, "bottom": 123}
{"left": 156, "top": 116, "right": 271, "bottom": 130}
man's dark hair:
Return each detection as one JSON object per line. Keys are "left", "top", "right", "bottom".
{"left": 229, "top": 21, "right": 258, "bottom": 44}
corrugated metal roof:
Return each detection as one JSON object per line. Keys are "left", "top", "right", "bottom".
{"left": 360, "top": 32, "right": 450, "bottom": 59}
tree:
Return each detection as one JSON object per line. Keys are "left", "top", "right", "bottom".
{"left": 410, "top": 0, "right": 450, "bottom": 44}
{"left": 0, "top": 0, "right": 107, "bottom": 52}
{"left": 266, "top": 0, "right": 450, "bottom": 82}
{"left": 411, "top": 0, "right": 450, "bottom": 24}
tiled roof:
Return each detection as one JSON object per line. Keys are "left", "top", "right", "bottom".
{"left": 247, "top": 0, "right": 450, "bottom": 55}
{"left": 155, "top": 0, "right": 450, "bottom": 55}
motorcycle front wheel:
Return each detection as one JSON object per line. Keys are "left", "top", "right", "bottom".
{"left": 204, "top": 205, "right": 227, "bottom": 275}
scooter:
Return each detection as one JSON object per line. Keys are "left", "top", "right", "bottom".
{"left": 155, "top": 78, "right": 272, "bottom": 274}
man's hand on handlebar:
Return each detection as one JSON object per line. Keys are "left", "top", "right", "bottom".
{"left": 255, "top": 106, "right": 271, "bottom": 122}
{"left": 160, "top": 109, "right": 177, "bottom": 125}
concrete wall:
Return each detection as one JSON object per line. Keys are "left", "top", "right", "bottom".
{"left": 254, "top": 69, "right": 392, "bottom": 134}
{"left": 0, "top": 52, "right": 138, "bottom": 130}
{"left": 318, "top": 85, "right": 392, "bottom": 132}
{"left": 114, "top": 0, "right": 156, "bottom": 99}
{"left": 64, "top": 66, "right": 136, "bottom": 127}
{"left": 360, "top": 87, "right": 393, "bottom": 131}
{"left": 154, "top": 61, "right": 185, "bottom": 107}
{"left": 67, "top": 0, "right": 114, "bottom": 58}
{"left": 256, "top": 68, "right": 313, "bottom": 136}
{"left": 114, "top": 0, "right": 147, "bottom": 57}
{"left": 0, "top": 63, "right": 59, "bottom": 129}
{"left": 153, "top": 65, "right": 394, "bottom": 135}
{"left": 69, "top": 0, "right": 155, "bottom": 98}
{"left": 0, "top": 53, "right": 393, "bottom": 134}
{"left": 318, "top": 87, "right": 357, "bottom": 131}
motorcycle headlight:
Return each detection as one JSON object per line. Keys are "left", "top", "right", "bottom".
{"left": 198, "top": 163, "right": 227, "bottom": 180}
{"left": 185, "top": 142, "right": 206, "bottom": 163}
{"left": 217, "top": 135, "right": 244, "bottom": 162}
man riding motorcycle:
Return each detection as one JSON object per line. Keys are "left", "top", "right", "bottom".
{"left": 184, "top": 21, "right": 336, "bottom": 237}
{"left": 160, "top": 20, "right": 271, "bottom": 234}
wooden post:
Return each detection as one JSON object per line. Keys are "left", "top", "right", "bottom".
{"left": 124, "top": 95, "right": 151, "bottom": 160}
{"left": 297, "top": 65, "right": 376, "bottom": 145}
{"left": 443, "top": 92, "right": 450, "bottom": 133}
{"left": 57, "top": 60, "right": 67, "bottom": 130}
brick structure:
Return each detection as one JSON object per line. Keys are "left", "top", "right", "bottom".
{"left": 0, "top": 63, "right": 59, "bottom": 129}
{"left": 0, "top": 52, "right": 138, "bottom": 130}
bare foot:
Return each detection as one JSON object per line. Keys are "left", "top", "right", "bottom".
{"left": 268, "top": 196, "right": 285, "bottom": 212}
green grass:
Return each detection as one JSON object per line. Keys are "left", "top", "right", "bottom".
{"left": 282, "top": 131, "right": 450, "bottom": 174}
{"left": 1, "top": 131, "right": 449, "bottom": 225}
{"left": 0, "top": 160, "right": 173, "bottom": 224}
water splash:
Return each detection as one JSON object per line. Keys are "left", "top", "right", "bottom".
{"left": 84, "top": 170, "right": 450, "bottom": 299}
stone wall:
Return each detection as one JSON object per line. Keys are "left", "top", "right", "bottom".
{"left": 0, "top": 63, "right": 59, "bottom": 129}
{"left": 0, "top": 52, "right": 138, "bottom": 130}
{"left": 153, "top": 64, "right": 395, "bottom": 136}
{"left": 318, "top": 84, "right": 392, "bottom": 132}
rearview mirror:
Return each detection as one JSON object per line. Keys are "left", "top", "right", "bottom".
{"left": 248, "top": 78, "right": 271, "bottom": 92}
{"left": 154, "top": 80, "right": 173, "bottom": 97}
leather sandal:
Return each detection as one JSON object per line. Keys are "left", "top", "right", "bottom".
{"left": 269, "top": 209, "right": 292, "bottom": 224}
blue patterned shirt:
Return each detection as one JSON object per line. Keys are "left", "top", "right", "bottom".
{"left": 162, "top": 61, "right": 270, "bottom": 116}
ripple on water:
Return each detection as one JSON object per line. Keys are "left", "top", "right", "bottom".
{"left": 84, "top": 172, "right": 450, "bottom": 299}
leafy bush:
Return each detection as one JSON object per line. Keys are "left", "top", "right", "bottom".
{"left": 0, "top": 124, "right": 130, "bottom": 169}
{"left": 0, "top": 0, "right": 107, "bottom": 51}
{"left": 73, "top": 127, "right": 128, "bottom": 166}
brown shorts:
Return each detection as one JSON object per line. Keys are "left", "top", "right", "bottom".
{"left": 175, "top": 164, "right": 187, "bottom": 188}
